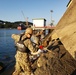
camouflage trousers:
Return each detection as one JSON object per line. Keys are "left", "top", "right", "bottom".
{"left": 12, "top": 51, "right": 32, "bottom": 75}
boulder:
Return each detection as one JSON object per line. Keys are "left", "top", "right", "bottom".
{"left": 32, "top": 40, "right": 76, "bottom": 75}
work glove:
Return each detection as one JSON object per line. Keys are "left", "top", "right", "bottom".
{"left": 38, "top": 49, "right": 43, "bottom": 53}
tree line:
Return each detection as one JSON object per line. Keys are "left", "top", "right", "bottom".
{"left": 0, "top": 20, "right": 33, "bottom": 29}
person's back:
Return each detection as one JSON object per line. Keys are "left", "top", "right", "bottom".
{"left": 31, "top": 34, "right": 40, "bottom": 48}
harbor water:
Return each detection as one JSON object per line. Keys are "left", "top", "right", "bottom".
{"left": 0, "top": 29, "right": 25, "bottom": 65}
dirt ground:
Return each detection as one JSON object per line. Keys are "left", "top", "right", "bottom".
{"left": 32, "top": 40, "right": 76, "bottom": 75}
{"left": 0, "top": 39, "right": 76, "bottom": 75}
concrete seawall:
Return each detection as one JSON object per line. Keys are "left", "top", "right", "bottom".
{"left": 52, "top": 0, "right": 76, "bottom": 59}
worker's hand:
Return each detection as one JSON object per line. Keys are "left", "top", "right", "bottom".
{"left": 38, "top": 49, "right": 43, "bottom": 54}
{"left": 11, "top": 34, "right": 15, "bottom": 38}
{"left": 31, "top": 49, "right": 44, "bottom": 56}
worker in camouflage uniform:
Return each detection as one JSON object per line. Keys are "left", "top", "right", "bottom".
{"left": 12, "top": 28, "right": 39, "bottom": 75}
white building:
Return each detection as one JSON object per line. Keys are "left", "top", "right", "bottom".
{"left": 32, "top": 18, "right": 46, "bottom": 30}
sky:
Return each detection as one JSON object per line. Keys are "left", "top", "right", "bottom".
{"left": 0, "top": 0, "right": 69, "bottom": 25}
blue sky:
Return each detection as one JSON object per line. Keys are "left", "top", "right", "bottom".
{"left": 0, "top": 0, "right": 69, "bottom": 25}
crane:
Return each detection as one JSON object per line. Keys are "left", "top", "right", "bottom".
{"left": 21, "top": 11, "right": 28, "bottom": 26}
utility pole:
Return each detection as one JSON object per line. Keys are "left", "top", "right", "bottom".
{"left": 50, "top": 10, "right": 53, "bottom": 26}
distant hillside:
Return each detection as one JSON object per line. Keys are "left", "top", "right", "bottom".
{"left": 0, "top": 20, "right": 33, "bottom": 28}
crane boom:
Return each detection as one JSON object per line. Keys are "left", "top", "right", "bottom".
{"left": 21, "top": 11, "right": 28, "bottom": 26}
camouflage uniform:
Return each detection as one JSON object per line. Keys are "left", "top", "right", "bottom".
{"left": 12, "top": 34, "right": 37, "bottom": 75}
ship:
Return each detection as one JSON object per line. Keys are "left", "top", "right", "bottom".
{"left": 17, "top": 23, "right": 32, "bottom": 30}
{"left": 17, "top": 23, "right": 26, "bottom": 30}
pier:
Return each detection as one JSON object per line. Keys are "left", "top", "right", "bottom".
{"left": 31, "top": 26, "right": 55, "bottom": 30}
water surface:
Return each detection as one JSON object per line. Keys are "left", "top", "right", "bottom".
{"left": 0, "top": 29, "right": 24, "bottom": 64}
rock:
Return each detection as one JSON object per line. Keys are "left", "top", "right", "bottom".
{"left": 0, "top": 61, "right": 15, "bottom": 75}
{"left": 32, "top": 40, "right": 76, "bottom": 75}
{"left": 0, "top": 62, "right": 4, "bottom": 72}
{"left": 0, "top": 66, "right": 3, "bottom": 71}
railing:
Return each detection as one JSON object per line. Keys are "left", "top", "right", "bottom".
{"left": 31, "top": 26, "right": 55, "bottom": 30}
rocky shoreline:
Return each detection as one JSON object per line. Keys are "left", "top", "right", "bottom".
{"left": 0, "top": 58, "right": 15, "bottom": 75}
{"left": 0, "top": 39, "right": 76, "bottom": 75}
